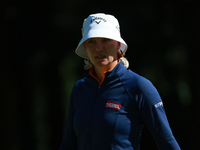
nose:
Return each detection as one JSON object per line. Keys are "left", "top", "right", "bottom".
{"left": 95, "top": 41, "right": 103, "bottom": 52}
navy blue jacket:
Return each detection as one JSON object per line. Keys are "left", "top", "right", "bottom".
{"left": 59, "top": 61, "right": 181, "bottom": 150}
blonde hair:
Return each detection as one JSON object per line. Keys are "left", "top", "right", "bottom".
{"left": 120, "top": 56, "right": 129, "bottom": 68}
{"left": 84, "top": 56, "right": 129, "bottom": 70}
{"left": 84, "top": 59, "right": 93, "bottom": 70}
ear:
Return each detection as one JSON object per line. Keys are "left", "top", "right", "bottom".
{"left": 117, "top": 50, "right": 123, "bottom": 59}
{"left": 117, "top": 42, "right": 121, "bottom": 49}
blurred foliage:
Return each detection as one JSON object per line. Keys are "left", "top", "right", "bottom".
{"left": 1, "top": 0, "right": 199, "bottom": 150}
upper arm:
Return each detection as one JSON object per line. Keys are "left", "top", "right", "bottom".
{"left": 59, "top": 88, "right": 78, "bottom": 150}
{"left": 137, "top": 78, "right": 181, "bottom": 150}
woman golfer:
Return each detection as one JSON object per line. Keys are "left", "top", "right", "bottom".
{"left": 59, "top": 13, "right": 181, "bottom": 150}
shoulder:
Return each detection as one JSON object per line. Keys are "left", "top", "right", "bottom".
{"left": 119, "top": 69, "right": 149, "bottom": 88}
{"left": 120, "top": 69, "right": 159, "bottom": 96}
{"left": 70, "top": 76, "right": 88, "bottom": 95}
{"left": 73, "top": 77, "right": 88, "bottom": 90}
{"left": 73, "top": 70, "right": 91, "bottom": 88}
{"left": 119, "top": 69, "right": 141, "bottom": 84}
{"left": 74, "top": 77, "right": 86, "bottom": 86}
{"left": 136, "top": 75, "right": 158, "bottom": 95}
{"left": 122, "top": 70, "right": 163, "bottom": 110}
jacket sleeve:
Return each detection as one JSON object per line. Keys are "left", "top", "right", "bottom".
{"left": 59, "top": 88, "right": 77, "bottom": 150}
{"left": 137, "top": 78, "right": 181, "bottom": 150}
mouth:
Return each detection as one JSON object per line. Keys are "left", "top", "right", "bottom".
{"left": 95, "top": 55, "right": 106, "bottom": 59}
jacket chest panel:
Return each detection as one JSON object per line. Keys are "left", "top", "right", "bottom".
{"left": 73, "top": 80, "right": 138, "bottom": 137}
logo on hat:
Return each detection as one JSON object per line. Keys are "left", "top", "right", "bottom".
{"left": 95, "top": 21, "right": 101, "bottom": 24}
{"left": 90, "top": 17, "right": 107, "bottom": 24}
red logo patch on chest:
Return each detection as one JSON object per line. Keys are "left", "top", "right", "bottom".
{"left": 105, "top": 102, "right": 121, "bottom": 110}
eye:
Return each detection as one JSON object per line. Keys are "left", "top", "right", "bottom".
{"left": 87, "top": 39, "right": 96, "bottom": 44}
{"left": 102, "top": 38, "right": 111, "bottom": 42}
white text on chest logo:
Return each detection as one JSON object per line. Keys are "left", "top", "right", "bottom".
{"left": 105, "top": 102, "right": 121, "bottom": 110}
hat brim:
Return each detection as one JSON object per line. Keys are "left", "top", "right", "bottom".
{"left": 75, "top": 29, "right": 127, "bottom": 59}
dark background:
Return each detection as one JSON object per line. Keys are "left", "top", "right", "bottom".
{"left": 2, "top": 0, "right": 199, "bottom": 150}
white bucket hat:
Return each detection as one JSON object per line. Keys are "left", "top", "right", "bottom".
{"left": 75, "top": 13, "right": 128, "bottom": 59}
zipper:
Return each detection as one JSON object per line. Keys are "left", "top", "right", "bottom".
{"left": 88, "top": 85, "right": 99, "bottom": 149}
{"left": 89, "top": 68, "right": 105, "bottom": 89}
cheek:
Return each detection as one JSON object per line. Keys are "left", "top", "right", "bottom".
{"left": 85, "top": 47, "right": 91, "bottom": 55}
{"left": 110, "top": 49, "right": 119, "bottom": 59}
{"left": 85, "top": 49, "right": 95, "bottom": 62}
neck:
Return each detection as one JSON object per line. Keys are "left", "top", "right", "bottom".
{"left": 94, "top": 68, "right": 105, "bottom": 82}
{"left": 94, "top": 59, "right": 119, "bottom": 81}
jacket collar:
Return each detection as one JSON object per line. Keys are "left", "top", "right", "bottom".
{"left": 84, "top": 61, "right": 127, "bottom": 87}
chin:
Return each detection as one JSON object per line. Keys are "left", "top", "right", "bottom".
{"left": 97, "top": 62, "right": 109, "bottom": 66}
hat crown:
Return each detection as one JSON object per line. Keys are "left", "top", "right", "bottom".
{"left": 82, "top": 13, "right": 120, "bottom": 37}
